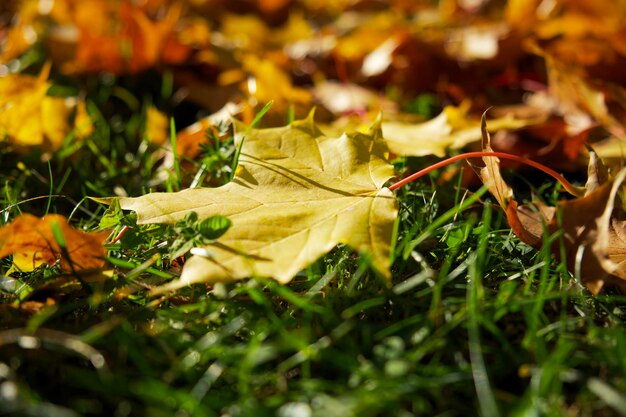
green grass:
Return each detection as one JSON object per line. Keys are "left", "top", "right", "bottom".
{"left": 2, "top": 78, "right": 626, "bottom": 417}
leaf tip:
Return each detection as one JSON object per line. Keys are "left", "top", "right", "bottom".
{"left": 305, "top": 107, "right": 317, "bottom": 123}
{"left": 89, "top": 196, "right": 116, "bottom": 206}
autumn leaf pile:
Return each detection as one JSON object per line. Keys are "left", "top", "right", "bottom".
{"left": 2, "top": 0, "right": 626, "bottom": 294}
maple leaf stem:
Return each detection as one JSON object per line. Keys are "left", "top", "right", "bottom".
{"left": 389, "top": 151, "right": 583, "bottom": 196}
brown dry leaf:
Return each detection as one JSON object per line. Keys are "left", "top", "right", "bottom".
{"left": 475, "top": 115, "right": 514, "bottom": 209}
{"left": 607, "top": 219, "right": 626, "bottom": 290}
{"left": 0, "top": 214, "right": 109, "bottom": 273}
{"left": 514, "top": 168, "right": 626, "bottom": 294}
{"left": 536, "top": 51, "right": 625, "bottom": 138}
{"left": 475, "top": 117, "right": 626, "bottom": 294}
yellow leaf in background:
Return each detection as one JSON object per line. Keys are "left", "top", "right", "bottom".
{"left": 74, "top": 101, "right": 94, "bottom": 139}
{"left": 219, "top": 14, "right": 270, "bottom": 51}
{"left": 243, "top": 55, "right": 311, "bottom": 111}
{"left": 176, "top": 17, "right": 212, "bottom": 48}
{"left": 0, "top": 214, "right": 109, "bottom": 273}
{"left": 0, "top": 69, "right": 48, "bottom": 147}
{"left": 110, "top": 114, "right": 397, "bottom": 291}
{"left": 270, "top": 12, "right": 314, "bottom": 46}
{"left": 0, "top": 0, "right": 40, "bottom": 64}
{"left": 505, "top": 0, "right": 541, "bottom": 30}
{"left": 333, "top": 11, "right": 402, "bottom": 61}
{"left": 0, "top": 64, "right": 91, "bottom": 152}
{"left": 381, "top": 103, "right": 540, "bottom": 157}
{"left": 361, "top": 36, "right": 400, "bottom": 77}
{"left": 146, "top": 106, "right": 169, "bottom": 145}
{"left": 42, "top": 97, "right": 72, "bottom": 149}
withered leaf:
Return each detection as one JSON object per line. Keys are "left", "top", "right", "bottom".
{"left": 475, "top": 117, "right": 626, "bottom": 294}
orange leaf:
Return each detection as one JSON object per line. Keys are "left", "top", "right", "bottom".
{"left": 0, "top": 214, "right": 109, "bottom": 273}
{"left": 59, "top": 1, "right": 186, "bottom": 74}
{"left": 176, "top": 102, "right": 241, "bottom": 158}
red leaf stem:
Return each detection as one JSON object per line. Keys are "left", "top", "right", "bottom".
{"left": 388, "top": 151, "right": 583, "bottom": 196}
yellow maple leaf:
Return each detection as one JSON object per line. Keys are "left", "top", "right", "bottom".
{"left": 109, "top": 113, "right": 397, "bottom": 291}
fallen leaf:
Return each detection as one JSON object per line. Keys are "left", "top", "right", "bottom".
{"left": 512, "top": 168, "right": 626, "bottom": 294}
{"left": 443, "top": 23, "right": 509, "bottom": 61}
{"left": 73, "top": 101, "right": 94, "bottom": 139}
{"left": 218, "top": 13, "right": 270, "bottom": 51}
{"left": 0, "top": 1, "right": 40, "bottom": 63}
{"left": 0, "top": 63, "right": 91, "bottom": 152}
{"left": 533, "top": 50, "right": 626, "bottom": 137}
{"left": 111, "top": 113, "right": 397, "bottom": 291}
{"left": 242, "top": 55, "right": 311, "bottom": 112}
{"left": 333, "top": 12, "right": 400, "bottom": 62}
{"left": 145, "top": 106, "right": 169, "bottom": 145}
{"left": 361, "top": 36, "right": 401, "bottom": 77}
{"left": 269, "top": 12, "right": 314, "bottom": 46}
{"left": 176, "top": 102, "right": 241, "bottom": 159}
{"left": 505, "top": 0, "right": 541, "bottom": 30}
{"left": 382, "top": 103, "right": 541, "bottom": 157}
{"left": 0, "top": 214, "right": 109, "bottom": 273}
{"left": 474, "top": 115, "right": 514, "bottom": 209}
{"left": 475, "top": 116, "right": 626, "bottom": 294}
{"left": 47, "top": 0, "right": 187, "bottom": 74}
{"left": 313, "top": 81, "right": 398, "bottom": 116}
